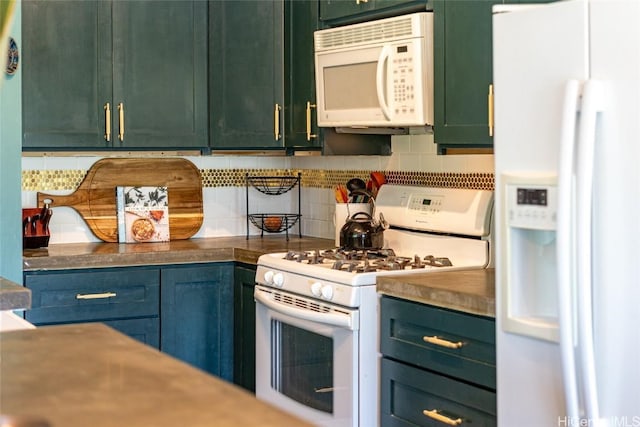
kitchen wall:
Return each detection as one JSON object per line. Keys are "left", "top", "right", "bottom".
{"left": 21, "top": 133, "right": 494, "bottom": 245}
{"left": 1, "top": 0, "right": 22, "bottom": 283}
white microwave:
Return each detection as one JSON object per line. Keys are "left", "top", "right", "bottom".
{"left": 314, "top": 12, "right": 434, "bottom": 131}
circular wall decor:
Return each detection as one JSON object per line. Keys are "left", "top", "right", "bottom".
{"left": 6, "top": 36, "right": 18, "bottom": 75}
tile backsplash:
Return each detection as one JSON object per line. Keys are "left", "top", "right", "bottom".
{"left": 22, "top": 133, "right": 495, "bottom": 244}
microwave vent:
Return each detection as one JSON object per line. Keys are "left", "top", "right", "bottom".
{"left": 316, "top": 15, "right": 416, "bottom": 51}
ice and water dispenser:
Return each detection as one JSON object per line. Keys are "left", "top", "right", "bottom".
{"left": 500, "top": 174, "right": 560, "bottom": 342}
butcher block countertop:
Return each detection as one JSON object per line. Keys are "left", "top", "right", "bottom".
{"left": 0, "top": 323, "right": 312, "bottom": 427}
{"left": 23, "top": 235, "right": 335, "bottom": 271}
{"left": 377, "top": 268, "right": 496, "bottom": 318}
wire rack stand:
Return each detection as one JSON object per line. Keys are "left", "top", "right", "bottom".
{"left": 246, "top": 172, "right": 301, "bottom": 240}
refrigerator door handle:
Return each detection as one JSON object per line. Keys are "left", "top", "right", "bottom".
{"left": 575, "top": 79, "right": 605, "bottom": 422}
{"left": 557, "top": 79, "right": 581, "bottom": 421}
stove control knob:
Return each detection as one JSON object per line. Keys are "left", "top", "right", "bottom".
{"left": 263, "top": 270, "right": 275, "bottom": 285}
{"left": 273, "top": 272, "right": 285, "bottom": 288}
{"left": 321, "top": 285, "right": 334, "bottom": 300}
{"left": 310, "top": 282, "right": 322, "bottom": 297}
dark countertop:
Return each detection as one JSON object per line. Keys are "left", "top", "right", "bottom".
{"left": 23, "top": 236, "right": 495, "bottom": 317}
{"left": 0, "top": 323, "right": 312, "bottom": 427}
{"left": 23, "top": 235, "right": 336, "bottom": 271}
{"left": 0, "top": 277, "right": 31, "bottom": 311}
{"left": 377, "top": 268, "right": 495, "bottom": 317}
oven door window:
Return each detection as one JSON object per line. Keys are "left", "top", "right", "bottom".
{"left": 272, "top": 320, "right": 333, "bottom": 413}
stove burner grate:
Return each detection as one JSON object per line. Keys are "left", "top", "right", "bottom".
{"left": 282, "top": 249, "right": 453, "bottom": 272}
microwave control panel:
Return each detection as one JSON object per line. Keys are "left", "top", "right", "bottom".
{"left": 389, "top": 40, "right": 424, "bottom": 118}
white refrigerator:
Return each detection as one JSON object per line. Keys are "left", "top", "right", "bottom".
{"left": 493, "top": 1, "right": 640, "bottom": 426}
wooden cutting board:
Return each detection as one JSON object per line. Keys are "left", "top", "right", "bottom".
{"left": 37, "top": 158, "right": 203, "bottom": 242}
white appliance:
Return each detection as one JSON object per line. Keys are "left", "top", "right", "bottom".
{"left": 314, "top": 12, "right": 433, "bottom": 131}
{"left": 493, "top": 1, "right": 640, "bottom": 426}
{"left": 254, "top": 184, "right": 493, "bottom": 427}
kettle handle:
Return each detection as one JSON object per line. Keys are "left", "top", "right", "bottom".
{"left": 347, "top": 188, "right": 376, "bottom": 217}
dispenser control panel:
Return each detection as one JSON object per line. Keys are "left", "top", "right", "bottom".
{"left": 506, "top": 183, "right": 557, "bottom": 230}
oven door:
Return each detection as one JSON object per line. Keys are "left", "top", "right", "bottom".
{"left": 255, "top": 285, "right": 359, "bottom": 427}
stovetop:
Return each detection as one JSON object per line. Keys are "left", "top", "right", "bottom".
{"left": 283, "top": 248, "right": 454, "bottom": 272}
{"left": 255, "top": 185, "right": 494, "bottom": 306}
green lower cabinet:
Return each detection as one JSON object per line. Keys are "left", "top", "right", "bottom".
{"left": 24, "top": 267, "right": 161, "bottom": 349}
{"left": 381, "top": 358, "right": 496, "bottom": 426}
{"left": 380, "top": 296, "right": 496, "bottom": 426}
{"left": 161, "top": 263, "right": 234, "bottom": 381}
{"left": 233, "top": 264, "right": 257, "bottom": 392}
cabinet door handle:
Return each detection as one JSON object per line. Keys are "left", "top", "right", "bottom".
{"left": 488, "top": 84, "right": 494, "bottom": 137}
{"left": 423, "top": 409, "right": 463, "bottom": 426}
{"left": 104, "top": 102, "right": 111, "bottom": 142}
{"left": 76, "top": 292, "right": 117, "bottom": 300}
{"left": 117, "top": 102, "right": 125, "bottom": 142}
{"left": 423, "top": 335, "right": 464, "bottom": 349}
{"left": 274, "top": 103, "right": 281, "bottom": 141}
{"left": 356, "top": 0, "right": 368, "bottom": 4}
{"left": 306, "top": 101, "right": 317, "bottom": 141}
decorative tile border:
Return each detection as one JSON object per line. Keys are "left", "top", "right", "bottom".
{"left": 23, "top": 169, "right": 494, "bottom": 192}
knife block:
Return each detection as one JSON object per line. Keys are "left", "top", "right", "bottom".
{"left": 22, "top": 208, "right": 50, "bottom": 249}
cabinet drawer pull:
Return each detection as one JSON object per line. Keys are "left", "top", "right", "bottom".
{"left": 117, "top": 102, "right": 125, "bottom": 142}
{"left": 423, "top": 409, "right": 463, "bottom": 426}
{"left": 104, "top": 102, "right": 111, "bottom": 142}
{"left": 274, "top": 103, "right": 281, "bottom": 141}
{"left": 306, "top": 101, "right": 317, "bottom": 141}
{"left": 356, "top": 0, "right": 368, "bottom": 4}
{"left": 76, "top": 292, "right": 117, "bottom": 300}
{"left": 423, "top": 335, "right": 464, "bottom": 349}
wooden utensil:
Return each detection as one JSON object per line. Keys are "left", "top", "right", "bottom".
{"left": 37, "top": 158, "right": 204, "bottom": 242}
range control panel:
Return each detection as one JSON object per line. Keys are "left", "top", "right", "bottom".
{"left": 506, "top": 184, "right": 557, "bottom": 230}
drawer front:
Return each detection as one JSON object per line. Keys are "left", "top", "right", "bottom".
{"left": 380, "top": 296, "right": 496, "bottom": 389}
{"left": 381, "top": 358, "right": 496, "bottom": 427}
{"left": 25, "top": 268, "right": 160, "bottom": 324}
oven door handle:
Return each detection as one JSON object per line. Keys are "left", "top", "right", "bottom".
{"left": 254, "top": 290, "right": 357, "bottom": 330}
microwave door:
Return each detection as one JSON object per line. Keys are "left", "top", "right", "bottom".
{"left": 316, "top": 46, "right": 388, "bottom": 127}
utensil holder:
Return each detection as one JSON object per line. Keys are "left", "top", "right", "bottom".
{"left": 22, "top": 208, "right": 50, "bottom": 249}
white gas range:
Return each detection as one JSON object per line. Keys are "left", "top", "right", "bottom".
{"left": 254, "top": 185, "right": 494, "bottom": 427}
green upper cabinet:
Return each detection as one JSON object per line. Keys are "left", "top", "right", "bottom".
{"left": 320, "top": 0, "right": 427, "bottom": 24}
{"left": 433, "top": 0, "right": 498, "bottom": 152}
{"left": 433, "top": 0, "right": 551, "bottom": 153}
{"left": 209, "top": 0, "right": 320, "bottom": 153}
{"left": 22, "top": 0, "right": 207, "bottom": 151}
{"left": 209, "top": 1, "right": 284, "bottom": 151}
{"left": 284, "top": 0, "right": 321, "bottom": 151}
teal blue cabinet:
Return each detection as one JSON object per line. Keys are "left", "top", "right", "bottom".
{"left": 233, "top": 264, "right": 257, "bottom": 392}
{"left": 209, "top": 0, "right": 321, "bottom": 153}
{"left": 433, "top": 0, "right": 498, "bottom": 152}
{"left": 161, "top": 263, "right": 234, "bottom": 381}
{"left": 380, "top": 296, "right": 496, "bottom": 426}
{"left": 320, "top": 0, "right": 427, "bottom": 24}
{"left": 433, "top": 0, "right": 551, "bottom": 153}
{"left": 24, "top": 267, "right": 161, "bottom": 348}
{"left": 22, "top": 0, "right": 207, "bottom": 151}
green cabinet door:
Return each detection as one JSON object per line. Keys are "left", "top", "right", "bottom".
{"left": 112, "top": 1, "right": 207, "bottom": 149}
{"left": 209, "top": 0, "right": 284, "bottom": 151}
{"left": 433, "top": 0, "right": 498, "bottom": 152}
{"left": 320, "top": 0, "right": 374, "bottom": 22}
{"left": 233, "top": 264, "right": 257, "bottom": 392}
{"left": 284, "top": 0, "right": 321, "bottom": 152}
{"left": 161, "top": 263, "right": 234, "bottom": 381}
{"left": 22, "top": 0, "right": 207, "bottom": 151}
{"left": 320, "top": 0, "right": 427, "bottom": 24}
{"left": 22, "top": 1, "right": 112, "bottom": 149}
